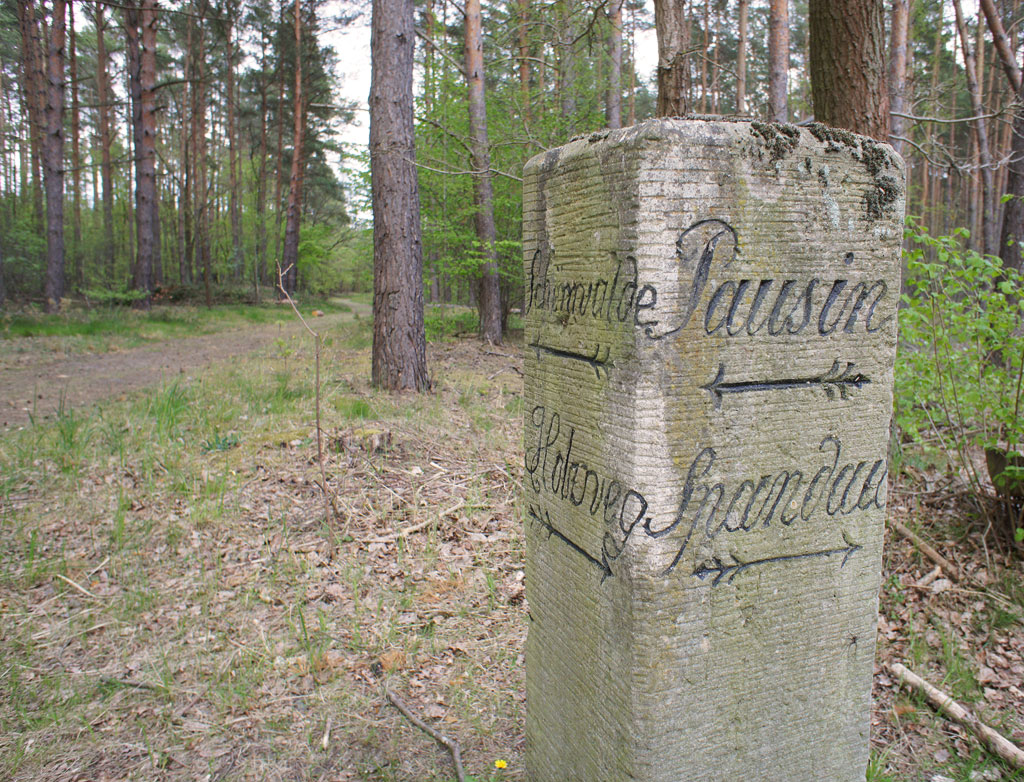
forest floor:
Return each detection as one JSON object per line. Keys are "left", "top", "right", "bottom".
{"left": 0, "top": 305, "right": 1022, "bottom": 781}
{"left": 0, "top": 299, "right": 371, "bottom": 431}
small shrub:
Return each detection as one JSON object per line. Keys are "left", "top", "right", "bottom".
{"left": 896, "top": 220, "right": 1024, "bottom": 543}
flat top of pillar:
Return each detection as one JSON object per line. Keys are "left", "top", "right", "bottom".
{"left": 524, "top": 116, "right": 902, "bottom": 181}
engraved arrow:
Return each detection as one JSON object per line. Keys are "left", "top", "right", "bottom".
{"left": 528, "top": 505, "right": 614, "bottom": 581}
{"left": 692, "top": 531, "right": 862, "bottom": 586}
{"left": 529, "top": 341, "right": 612, "bottom": 378}
{"left": 701, "top": 360, "right": 870, "bottom": 409}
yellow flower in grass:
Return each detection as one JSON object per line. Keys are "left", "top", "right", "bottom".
{"left": 494, "top": 759, "right": 508, "bottom": 769}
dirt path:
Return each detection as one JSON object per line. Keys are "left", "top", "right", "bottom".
{"left": 0, "top": 300, "right": 369, "bottom": 431}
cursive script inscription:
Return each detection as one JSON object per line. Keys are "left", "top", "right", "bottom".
{"left": 645, "top": 436, "right": 886, "bottom": 576}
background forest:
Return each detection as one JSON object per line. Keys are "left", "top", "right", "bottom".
{"left": 0, "top": 0, "right": 1021, "bottom": 315}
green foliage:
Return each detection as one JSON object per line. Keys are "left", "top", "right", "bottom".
{"left": 200, "top": 431, "right": 240, "bottom": 453}
{"left": 425, "top": 307, "right": 478, "bottom": 342}
{"left": 895, "top": 221, "right": 1024, "bottom": 538}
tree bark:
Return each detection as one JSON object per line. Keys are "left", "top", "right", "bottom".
{"left": 982, "top": 0, "right": 1024, "bottom": 272}
{"left": 607, "top": 0, "right": 623, "bottom": 128}
{"left": 69, "top": 0, "right": 81, "bottom": 289}
{"left": 980, "top": 0, "right": 1021, "bottom": 92}
{"left": 808, "top": 0, "right": 889, "bottom": 139}
{"left": 225, "top": 16, "right": 244, "bottom": 282}
{"left": 280, "top": 0, "right": 304, "bottom": 297}
{"left": 42, "top": 0, "right": 66, "bottom": 312}
{"left": 736, "top": 0, "right": 748, "bottom": 113}
{"left": 953, "top": 0, "right": 996, "bottom": 256}
{"left": 887, "top": 0, "right": 908, "bottom": 154}
{"left": 126, "top": 0, "right": 158, "bottom": 307}
{"left": 17, "top": 1, "right": 45, "bottom": 231}
{"left": 464, "top": 0, "right": 502, "bottom": 344}
{"left": 95, "top": 2, "right": 115, "bottom": 280}
{"left": 195, "top": 1, "right": 210, "bottom": 306}
{"left": 370, "top": 0, "right": 428, "bottom": 390}
{"left": 768, "top": 0, "right": 789, "bottom": 122}
{"left": 654, "top": 0, "right": 689, "bottom": 116}
{"left": 518, "top": 0, "right": 531, "bottom": 124}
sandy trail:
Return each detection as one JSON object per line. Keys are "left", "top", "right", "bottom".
{"left": 0, "top": 301, "right": 368, "bottom": 431}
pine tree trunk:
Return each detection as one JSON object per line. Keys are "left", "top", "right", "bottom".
{"left": 42, "top": 0, "right": 66, "bottom": 312}
{"left": 654, "top": 0, "right": 689, "bottom": 115}
{"left": 226, "top": 19, "right": 244, "bottom": 282}
{"left": 607, "top": 0, "right": 622, "bottom": 129}
{"left": 195, "top": 2, "right": 210, "bottom": 306}
{"left": 17, "top": 1, "right": 45, "bottom": 231}
{"left": 518, "top": 0, "right": 531, "bottom": 124}
{"left": 126, "top": 0, "right": 158, "bottom": 307}
{"left": 256, "top": 40, "right": 269, "bottom": 293}
{"left": 272, "top": 27, "right": 286, "bottom": 282}
{"left": 370, "top": 0, "right": 428, "bottom": 390}
{"left": 887, "top": 0, "right": 908, "bottom": 154}
{"left": 736, "top": 0, "right": 748, "bottom": 113}
{"left": 464, "top": 0, "right": 501, "bottom": 343}
{"left": 69, "top": 0, "right": 81, "bottom": 289}
{"left": 953, "top": 0, "right": 996, "bottom": 256}
{"left": 95, "top": 2, "right": 115, "bottom": 280}
{"left": 768, "top": 0, "right": 789, "bottom": 122}
{"left": 281, "top": 0, "right": 304, "bottom": 297}
{"left": 808, "top": 0, "right": 889, "bottom": 139}
{"left": 982, "top": 0, "right": 1024, "bottom": 272}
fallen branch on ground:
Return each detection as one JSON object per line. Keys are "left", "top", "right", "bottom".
{"left": 891, "top": 519, "right": 962, "bottom": 581}
{"left": 891, "top": 520, "right": 1024, "bottom": 622}
{"left": 887, "top": 661, "right": 1024, "bottom": 769}
{"left": 385, "top": 687, "right": 466, "bottom": 782}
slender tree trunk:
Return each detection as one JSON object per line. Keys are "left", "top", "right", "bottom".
{"left": 557, "top": 0, "right": 576, "bottom": 123}
{"left": 370, "top": 0, "right": 428, "bottom": 390}
{"left": 768, "top": 0, "right": 789, "bottom": 122}
{"left": 982, "top": 0, "right": 1024, "bottom": 271}
{"left": 737, "top": 0, "right": 748, "bottom": 113}
{"left": 809, "top": 0, "right": 889, "bottom": 139}
{"left": 126, "top": 0, "right": 158, "bottom": 306}
{"left": 607, "top": 0, "right": 622, "bottom": 128}
{"left": 195, "top": 2, "right": 210, "bottom": 306}
{"left": 654, "top": 0, "right": 689, "bottom": 115}
{"left": 69, "top": 0, "right": 81, "bottom": 289}
{"left": 18, "top": 1, "right": 45, "bottom": 231}
{"left": 980, "top": 0, "right": 1021, "bottom": 91}
{"left": 272, "top": 26, "right": 286, "bottom": 282}
{"left": 464, "top": 0, "right": 501, "bottom": 343}
{"left": 518, "top": 0, "right": 531, "bottom": 123}
{"left": 953, "top": 0, "right": 996, "bottom": 256}
{"left": 42, "top": 0, "right": 66, "bottom": 311}
{"left": 699, "top": 0, "right": 709, "bottom": 113}
{"left": 887, "top": 0, "right": 908, "bottom": 154}
{"left": 281, "top": 0, "right": 304, "bottom": 297}
{"left": 225, "top": 18, "right": 243, "bottom": 281}
{"left": 95, "top": 2, "right": 115, "bottom": 280}
{"left": 256, "top": 41, "right": 269, "bottom": 293}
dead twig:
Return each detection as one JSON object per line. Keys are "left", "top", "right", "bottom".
{"left": 54, "top": 573, "right": 100, "bottom": 600}
{"left": 277, "top": 264, "right": 344, "bottom": 531}
{"left": 890, "top": 519, "right": 963, "bottom": 581}
{"left": 887, "top": 662, "right": 1024, "bottom": 769}
{"left": 385, "top": 687, "right": 466, "bottom": 782}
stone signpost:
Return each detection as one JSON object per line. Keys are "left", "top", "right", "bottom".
{"left": 521, "top": 118, "right": 904, "bottom": 781}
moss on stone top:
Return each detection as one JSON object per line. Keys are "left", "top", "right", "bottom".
{"left": 750, "top": 121, "right": 800, "bottom": 163}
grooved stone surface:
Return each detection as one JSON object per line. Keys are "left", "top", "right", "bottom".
{"left": 521, "top": 118, "right": 904, "bottom": 781}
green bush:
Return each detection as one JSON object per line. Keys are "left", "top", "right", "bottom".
{"left": 896, "top": 220, "right": 1024, "bottom": 542}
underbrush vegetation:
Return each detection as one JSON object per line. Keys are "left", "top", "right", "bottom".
{"left": 895, "top": 222, "right": 1024, "bottom": 547}
{"left": 0, "top": 314, "right": 525, "bottom": 780}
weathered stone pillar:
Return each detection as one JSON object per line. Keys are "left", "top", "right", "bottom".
{"left": 522, "top": 118, "right": 904, "bottom": 781}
